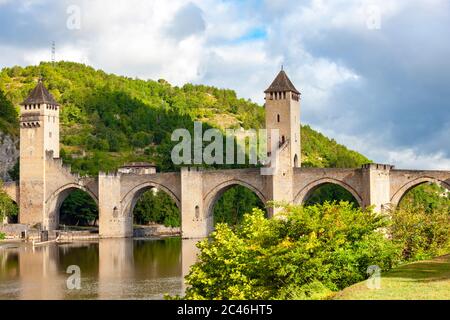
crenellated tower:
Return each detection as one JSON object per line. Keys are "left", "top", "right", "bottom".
{"left": 19, "top": 79, "right": 60, "bottom": 227}
{"left": 264, "top": 69, "right": 301, "bottom": 168}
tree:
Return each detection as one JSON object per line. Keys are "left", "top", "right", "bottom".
{"left": 390, "top": 183, "right": 450, "bottom": 261}
{"left": 182, "top": 202, "right": 400, "bottom": 300}
{"left": 59, "top": 190, "right": 98, "bottom": 226}
{"left": 0, "top": 182, "right": 18, "bottom": 222}
{"left": 0, "top": 89, "right": 18, "bottom": 135}
{"left": 213, "top": 186, "right": 265, "bottom": 226}
{"left": 133, "top": 189, "right": 180, "bottom": 227}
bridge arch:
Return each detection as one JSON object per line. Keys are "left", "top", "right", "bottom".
{"left": 294, "top": 177, "right": 363, "bottom": 207}
{"left": 2, "top": 181, "right": 19, "bottom": 203}
{"left": 120, "top": 181, "right": 181, "bottom": 218}
{"left": 45, "top": 183, "right": 98, "bottom": 230}
{"left": 390, "top": 176, "right": 450, "bottom": 208}
{"left": 203, "top": 179, "right": 267, "bottom": 232}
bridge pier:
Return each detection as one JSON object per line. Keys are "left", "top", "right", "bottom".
{"left": 180, "top": 167, "right": 209, "bottom": 239}
{"left": 98, "top": 173, "right": 131, "bottom": 238}
{"left": 362, "top": 163, "right": 394, "bottom": 212}
{"left": 267, "top": 143, "right": 295, "bottom": 217}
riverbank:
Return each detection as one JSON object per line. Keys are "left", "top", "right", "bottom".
{"left": 334, "top": 254, "right": 450, "bottom": 300}
{"left": 0, "top": 223, "right": 180, "bottom": 241}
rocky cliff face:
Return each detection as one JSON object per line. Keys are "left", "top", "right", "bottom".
{"left": 0, "top": 131, "right": 19, "bottom": 181}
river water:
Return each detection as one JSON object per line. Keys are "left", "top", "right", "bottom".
{"left": 0, "top": 238, "right": 199, "bottom": 300}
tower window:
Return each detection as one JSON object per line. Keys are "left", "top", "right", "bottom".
{"left": 277, "top": 114, "right": 280, "bottom": 122}
{"left": 283, "top": 92, "right": 286, "bottom": 99}
{"left": 281, "top": 135, "right": 285, "bottom": 144}
{"left": 195, "top": 205, "right": 200, "bottom": 220}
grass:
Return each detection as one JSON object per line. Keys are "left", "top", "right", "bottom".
{"left": 334, "top": 254, "right": 450, "bottom": 300}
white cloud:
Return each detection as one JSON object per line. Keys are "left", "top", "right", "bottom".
{"left": 0, "top": 0, "right": 449, "bottom": 169}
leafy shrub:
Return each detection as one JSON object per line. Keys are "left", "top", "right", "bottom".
{"left": 183, "top": 202, "right": 401, "bottom": 300}
{"left": 0, "top": 232, "right": 5, "bottom": 240}
{"left": 0, "top": 183, "right": 18, "bottom": 222}
{"left": 389, "top": 183, "right": 450, "bottom": 261}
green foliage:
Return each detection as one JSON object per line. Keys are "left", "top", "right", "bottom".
{"left": 183, "top": 202, "right": 400, "bottom": 300}
{"left": 0, "top": 232, "right": 5, "bottom": 240}
{"left": 7, "top": 160, "right": 19, "bottom": 181}
{"left": 301, "top": 125, "right": 370, "bottom": 168}
{"left": 59, "top": 190, "right": 98, "bottom": 226}
{"left": 0, "top": 182, "right": 18, "bottom": 221}
{"left": 213, "top": 186, "right": 265, "bottom": 226}
{"left": 0, "top": 62, "right": 368, "bottom": 173}
{"left": 0, "top": 89, "right": 18, "bottom": 136}
{"left": 0, "top": 62, "right": 371, "bottom": 228}
{"left": 304, "top": 183, "right": 359, "bottom": 207}
{"left": 390, "top": 183, "right": 450, "bottom": 261}
{"left": 133, "top": 189, "right": 180, "bottom": 227}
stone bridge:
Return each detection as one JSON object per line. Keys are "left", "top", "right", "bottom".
{"left": 26, "top": 159, "right": 449, "bottom": 238}
{"left": 2, "top": 72, "right": 449, "bottom": 239}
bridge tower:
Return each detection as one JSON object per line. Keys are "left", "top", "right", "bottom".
{"left": 19, "top": 79, "right": 60, "bottom": 228}
{"left": 264, "top": 69, "right": 301, "bottom": 168}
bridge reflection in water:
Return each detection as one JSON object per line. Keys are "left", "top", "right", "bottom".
{"left": 0, "top": 238, "right": 199, "bottom": 300}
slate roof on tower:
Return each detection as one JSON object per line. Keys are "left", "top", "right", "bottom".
{"left": 264, "top": 70, "right": 300, "bottom": 95}
{"left": 21, "top": 79, "right": 59, "bottom": 106}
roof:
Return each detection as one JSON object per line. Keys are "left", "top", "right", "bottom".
{"left": 119, "top": 162, "right": 157, "bottom": 168}
{"left": 21, "top": 79, "right": 59, "bottom": 106}
{"left": 264, "top": 70, "right": 300, "bottom": 95}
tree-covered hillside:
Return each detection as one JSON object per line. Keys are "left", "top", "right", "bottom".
{"left": 0, "top": 61, "right": 370, "bottom": 175}
{"left": 0, "top": 62, "right": 371, "bottom": 228}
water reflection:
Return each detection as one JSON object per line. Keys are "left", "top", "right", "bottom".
{"left": 0, "top": 238, "right": 199, "bottom": 300}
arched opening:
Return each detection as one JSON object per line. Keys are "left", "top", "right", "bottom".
{"left": 397, "top": 181, "right": 450, "bottom": 213}
{"left": 6, "top": 201, "right": 18, "bottom": 224}
{"left": 302, "top": 182, "right": 361, "bottom": 207}
{"left": 277, "top": 114, "right": 280, "bottom": 122}
{"left": 294, "top": 154, "right": 298, "bottom": 167}
{"left": 0, "top": 184, "right": 18, "bottom": 224}
{"left": 391, "top": 180, "right": 450, "bottom": 261}
{"left": 58, "top": 189, "right": 99, "bottom": 230}
{"left": 206, "top": 183, "right": 267, "bottom": 232}
{"left": 0, "top": 199, "right": 18, "bottom": 224}
{"left": 132, "top": 187, "right": 181, "bottom": 236}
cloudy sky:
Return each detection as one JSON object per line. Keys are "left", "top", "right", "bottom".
{"left": 0, "top": 0, "right": 449, "bottom": 170}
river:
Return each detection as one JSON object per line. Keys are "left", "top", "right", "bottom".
{"left": 0, "top": 238, "right": 199, "bottom": 300}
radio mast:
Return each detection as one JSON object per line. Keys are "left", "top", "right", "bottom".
{"left": 51, "top": 41, "right": 56, "bottom": 66}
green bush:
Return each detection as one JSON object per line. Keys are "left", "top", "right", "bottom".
{"left": 0, "top": 232, "right": 5, "bottom": 240}
{"left": 0, "top": 182, "right": 18, "bottom": 222}
{"left": 390, "top": 183, "right": 450, "bottom": 261}
{"left": 183, "top": 202, "right": 401, "bottom": 300}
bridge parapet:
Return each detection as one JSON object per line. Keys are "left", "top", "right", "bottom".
{"left": 389, "top": 169, "right": 450, "bottom": 207}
